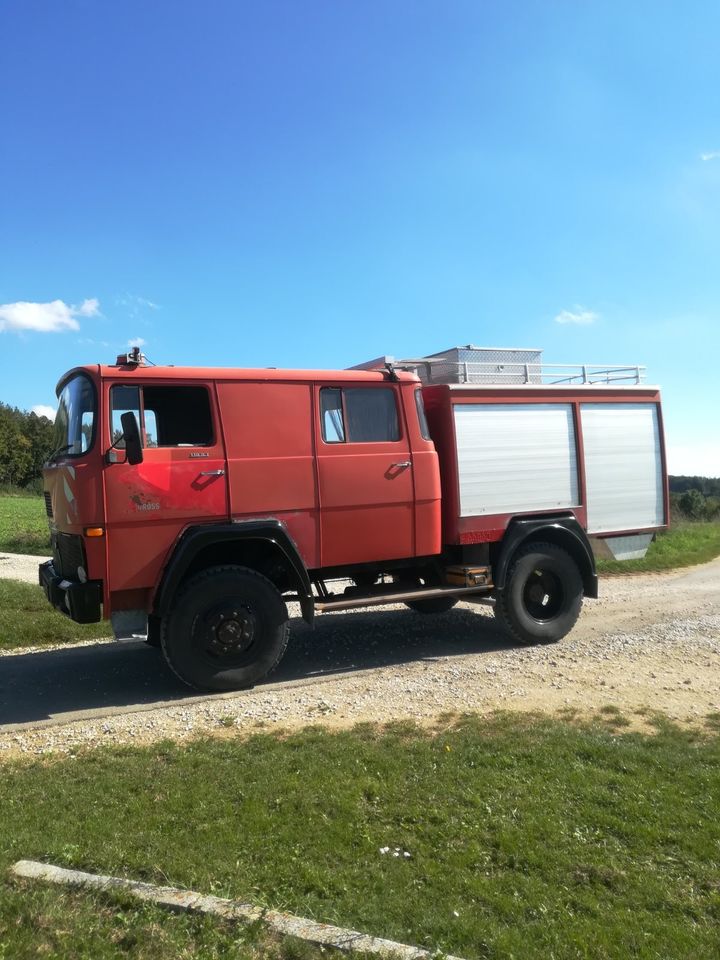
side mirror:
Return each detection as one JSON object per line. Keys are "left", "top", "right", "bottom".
{"left": 121, "top": 411, "right": 144, "bottom": 465}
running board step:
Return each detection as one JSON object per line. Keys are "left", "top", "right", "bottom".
{"left": 315, "top": 584, "right": 492, "bottom": 613}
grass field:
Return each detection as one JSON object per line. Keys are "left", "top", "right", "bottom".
{"left": 0, "top": 493, "right": 50, "bottom": 555}
{"left": 2, "top": 715, "right": 719, "bottom": 959}
{"left": 0, "top": 578, "right": 112, "bottom": 648}
{"left": 595, "top": 521, "right": 720, "bottom": 574}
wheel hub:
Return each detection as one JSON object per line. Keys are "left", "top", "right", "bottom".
{"left": 204, "top": 606, "right": 256, "bottom": 658}
{"left": 523, "top": 568, "right": 563, "bottom": 621}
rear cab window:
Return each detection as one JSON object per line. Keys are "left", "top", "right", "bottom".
{"left": 320, "top": 387, "right": 400, "bottom": 443}
{"left": 415, "top": 388, "right": 431, "bottom": 441}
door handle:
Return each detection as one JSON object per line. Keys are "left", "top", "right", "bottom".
{"left": 391, "top": 461, "right": 412, "bottom": 469}
{"left": 199, "top": 469, "right": 225, "bottom": 477}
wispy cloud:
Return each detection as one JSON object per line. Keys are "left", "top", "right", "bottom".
{"left": 31, "top": 404, "right": 56, "bottom": 421}
{"left": 116, "top": 293, "right": 160, "bottom": 319}
{"left": 553, "top": 306, "right": 599, "bottom": 326}
{"left": 127, "top": 336, "right": 146, "bottom": 348}
{"left": 0, "top": 298, "right": 100, "bottom": 334}
{"left": 700, "top": 151, "right": 720, "bottom": 162}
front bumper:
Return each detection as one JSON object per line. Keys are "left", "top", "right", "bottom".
{"left": 38, "top": 560, "right": 102, "bottom": 624}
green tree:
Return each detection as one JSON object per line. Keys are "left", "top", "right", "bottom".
{"left": 0, "top": 402, "right": 55, "bottom": 488}
{"left": 0, "top": 407, "right": 33, "bottom": 485}
{"left": 678, "top": 488, "right": 706, "bottom": 521}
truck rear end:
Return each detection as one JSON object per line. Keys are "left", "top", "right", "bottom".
{"left": 422, "top": 381, "right": 667, "bottom": 642}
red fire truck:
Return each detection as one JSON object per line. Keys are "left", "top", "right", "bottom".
{"left": 39, "top": 348, "right": 668, "bottom": 691}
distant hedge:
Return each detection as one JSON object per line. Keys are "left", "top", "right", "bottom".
{"left": 669, "top": 475, "right": 720, "bottom": 497}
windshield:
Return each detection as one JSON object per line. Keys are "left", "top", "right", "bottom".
{"left": 52, "top": 375, "right": 96, "bottom": 458}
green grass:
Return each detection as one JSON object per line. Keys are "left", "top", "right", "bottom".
{"left": 0, "top": 578, "right": 112, "bottom": 649}
{"left": 596, "top": 521, "right": 720, "bottom": 574}
{"left": 0, "top": 888, "right": 339, "bottom": 960}
{"left": 2, "top": 716, "right": 719, "bottom": 959}
{"left": 0, "top": 493, "right": 50, "bottom": 556}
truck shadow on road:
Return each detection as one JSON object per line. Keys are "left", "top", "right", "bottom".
{"left": 1, "top": 607, "right": 514, "bottom": 728}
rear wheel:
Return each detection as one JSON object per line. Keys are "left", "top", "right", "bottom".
{"left": 405, "top": 596, "right": 458, "bottom": 614}
{"left": 398, "top": 573, "right": 459, "bottom": 615}
{"left": 494, "top": 542, "right": 582, "bottom": 645}
{"left": 161, "top": 565, "right": 289, "bottom": 691}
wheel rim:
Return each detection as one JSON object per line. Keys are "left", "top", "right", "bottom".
{"left": 192, "top": 600, "right": 259, "bottom": 666}
{"left": 521, "top": 567, "right": 564, "bottom": 621}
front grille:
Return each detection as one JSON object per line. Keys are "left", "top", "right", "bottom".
{"left": 53, "top": 533, "right": 86, "bottom": 580}
{"left": 44, "top": 492, "right": 53, "bottom": 519}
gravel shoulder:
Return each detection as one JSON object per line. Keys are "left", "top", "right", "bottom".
{"left": 0, "top": 552, "right": 49, "bottom": 584}
{"left": 1, "top": 558, "right": 719, "bottom": 758}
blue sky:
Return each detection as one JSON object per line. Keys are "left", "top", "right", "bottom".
{"left": 1, "top": 0, "right": 718, "bottom": 475}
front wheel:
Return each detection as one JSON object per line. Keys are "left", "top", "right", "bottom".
{"left": 161, "top": 565, "right": 289, "bottom": 691}
{"left": 494, "top": 542, "right": 583, "bottom": 645}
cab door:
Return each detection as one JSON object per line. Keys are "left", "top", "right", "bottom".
{"left": 315, "top": 383, "right": 415, "bottom": 567}
{"left": 103, "top": 381, "right": 229, "bottom": 594}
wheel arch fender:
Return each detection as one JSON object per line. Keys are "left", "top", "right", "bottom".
{"left": 153, "top": 520, "right": 315, "bottom": 623}
{"left": 493, "top": 515, "right": 598, "bottom": 598}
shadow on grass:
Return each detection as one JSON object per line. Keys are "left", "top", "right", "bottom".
{"left": 0, "top": 606, "right": 513, "bottom": 728}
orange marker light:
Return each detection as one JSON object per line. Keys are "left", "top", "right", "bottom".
{"left": 84, "top": 527, "right": 105, "bottom": 538}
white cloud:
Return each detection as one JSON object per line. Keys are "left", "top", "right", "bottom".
{"left": 700, "top": 151, "right": 720, "bottom": 161}
{"left": 31, "top": 404, "right": 56, "bottom": 421}
{"left": 128, "top": 336, "right": 146, "bottom": 347}
{"left": 0, "top": 298, "right": 100, "bottom": 334}
{"left": 76, "top": 297, "right": 100, "bottom": 317}
{"left": 553, "top": 306, "right": 599, "bottom": 326}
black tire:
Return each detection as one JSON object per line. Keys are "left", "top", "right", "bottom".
{"left": 397, "top": 572, "right": 459, "bottom": 615}
{"left": 145, "top": 614, "right": 162, "bottom": 648}
{"left": 405, "top": 596, "right": 459, "bottom": 614}
{"left": 161, "top": 565, "right": 289, "bottom": 692}
{"left": 494, "top": 541, "right": 582, "bottom": 645}
{"left": 352, "top": 572, "right": 379, "bottom": 589}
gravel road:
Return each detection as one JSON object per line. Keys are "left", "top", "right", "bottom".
{"left": 1, "top": 558, "right": 718, "bottom": 758}
{"left": 0, "top": 552, "right": 48, "bottom": 584}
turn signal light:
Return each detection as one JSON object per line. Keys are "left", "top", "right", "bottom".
{"left": 84, "top": 527, "right": 105, "bottom": 538}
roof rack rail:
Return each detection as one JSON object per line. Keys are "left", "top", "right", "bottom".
{"left": 351, "top": 356, "right": 646, "bottom": 385}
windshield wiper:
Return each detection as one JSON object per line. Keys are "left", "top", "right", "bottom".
{"left": 47, "top": 443, "right": 73, "bottom": 462}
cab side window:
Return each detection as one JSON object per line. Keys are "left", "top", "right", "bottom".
{"left": 320, "top": 387, "right": 400, "bottom": 443}
{"left": 143, "top": 387, "right": 213, "bottom": 446}
{"left": 110, "top": 385, "right": 214, "bottom": 448}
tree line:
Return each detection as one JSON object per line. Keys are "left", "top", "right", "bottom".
{"left": 0, "top": 403, "right": 55, "bottom": 490}
{"left": 669, "top": 477, "right": 720, "bottom": 521}
{"left": 669, "top": 475, "right": 720, "bottom": 497}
